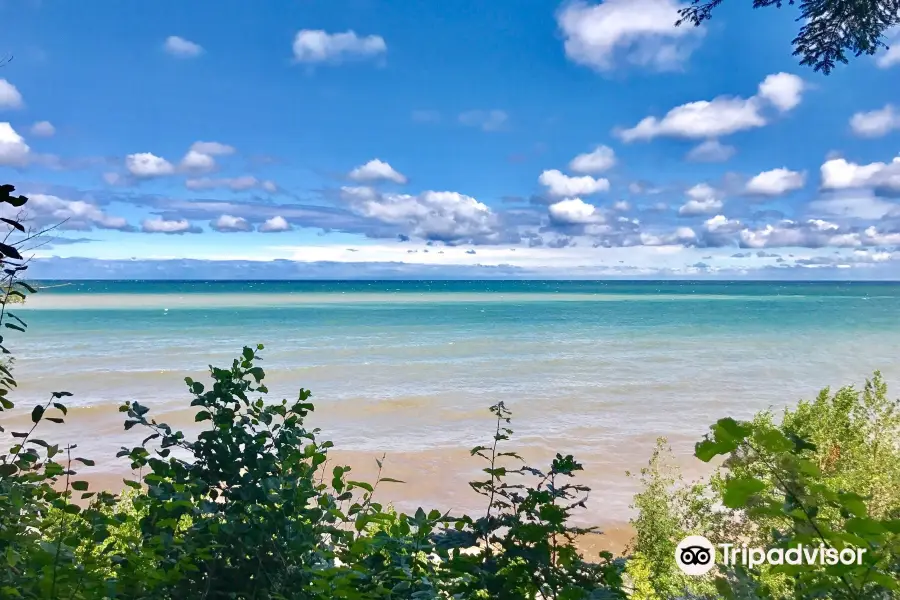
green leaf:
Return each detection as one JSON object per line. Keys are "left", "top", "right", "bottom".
{"left": 379, "top": 477, "right": 406, "bottom": 484}
{"left": 71, "top": 481, "right": 89, "bottom": 491}
{"left": 837, "top": 492, "right": 868, "bottom": 518}
{"left": 123, "top": 479, "right": 142, "bottom": 489}
{"left": 722, "top": 476, "right": 766, "bottom": 509}
{"left": 695, "top": 439, "right": 721, "bottom": 462}
{"left": 195, "top": 411, "right": 211, "bottom": 422}
{"left": 715, "top": 417, "right": 751, "bottom": 443}
{"left": 755, "top": 428, "right": 793, "bottom": 453}
{"left": 31, "top": 404, "right": 44, "bottom": 423}
{"left": 74, "top": 457, "right": 95, "bottom": 466}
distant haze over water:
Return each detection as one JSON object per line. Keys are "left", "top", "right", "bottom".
{"left": 11, "top": 280, "right": 900, "bottom": 521}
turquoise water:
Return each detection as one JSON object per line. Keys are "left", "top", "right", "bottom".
{"left": 10, "top": 280, "right": 900, "bottom": 520}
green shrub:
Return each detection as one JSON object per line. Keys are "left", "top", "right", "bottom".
{"left": 629, "top": 373, "right": 900, "bottom": 599}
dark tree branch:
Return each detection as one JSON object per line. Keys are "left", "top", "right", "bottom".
{"left": 675, "top": 0, "right": 900, "bottom": 74}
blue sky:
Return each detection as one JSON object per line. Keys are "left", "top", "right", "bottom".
{"left": 2, "top": 0, "right": 900, "bottom": 279}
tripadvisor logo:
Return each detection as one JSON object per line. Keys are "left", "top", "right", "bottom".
{"left": 675, "top": 536, "right": 716, "bottom": 575}
{"left": 675, "top": 535, "right": 867, "bottom": 575}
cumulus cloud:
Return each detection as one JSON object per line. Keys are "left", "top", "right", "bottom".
{"left": 745, "top": 168, "right": 806, "bottom": 196}
{"left": 12, "top": 194, "right": 132, "bottom": 231}
{"left": 639, "top": 226, "right": 697, "bottom": 246}
{"left": 30, "top": 121, "right": 55, "bottom": 137}
{"left": 349, "top": 159, "right": 408, "bottom": 184}
{"left": 685, "top": 139, "right": 735, "bottom": 162}
{"left": 569, "top": 145, "right": 616, "bottom": 173}
{"left": 678, "top": 183, "right": 723, "bottom": 215}
{"left": 617, "top": 72, "right": 804, "bottom": 141}
{"left": 163, "top": 36, "right": 204, "bottom": 58}
{"left": 185, "top": 176, "right": 277, "bottom": 192}
{"left": 539, "top": 169, "right": 610, "bottom": 196}
{"left": 548, "top": 197, "right": 603, "bottom": 225}
{"left": 0, "top": 123, "right": 30, "bottom": 166}
{"left": 756, "top": 72, "right": 804, "bottom": 112}
{"left": 820, "top": 155, "right": 900, "bottom": 191}
{"left": 556, "top": 0, "right": 703, "bottom": 72}
{"left": 341, "top": 186, "right": 500, "bottom": 243}
{"left": 126, "top": 153, "right": 175, "bottom": 178}
{"left": 0, "top": 80, "right": 24, "bottom": 109}
{"left": 292, "top": 30, "right": 386, "bottom": 64}
{"left": 210, "top": 214, "right": 253, "bottom": 232}
{"left": 259, "top": 216, "right": 292, "bottom": 233}
{"left": 180, "top": 140, "right": 235, "bottom": 173}
{"left": 850, "top": 105, "right": 900, "bottom": 138}
{"left": 458, "top": 110, "right": 508, "bottom": 132}
{"left": 141, "top": 217, "right": 201, "bottom": 234}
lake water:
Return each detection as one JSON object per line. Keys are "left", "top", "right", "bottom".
{"left": 9, "top": 280, "right": 900, "bottom": 523}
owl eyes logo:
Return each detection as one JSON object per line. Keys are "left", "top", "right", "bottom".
{"left": 675, "top": 536, "right": 716, "bottom": 575}
{"left": 680, "top": 545, "right": 712, "bottom": 565}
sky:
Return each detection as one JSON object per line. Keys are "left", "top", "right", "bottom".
{"left": 2, "top": 0, "right": 900, "bottom": 279}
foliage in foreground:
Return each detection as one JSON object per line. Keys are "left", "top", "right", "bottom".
{"left": 627, "top": 373, "right": 900, "bottom": 599}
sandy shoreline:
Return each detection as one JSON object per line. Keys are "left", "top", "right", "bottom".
{"left": 21, "top": 291, "right": 774, "bottom": 310}
{"left": 67, "top": 463, "right": 636, "bottom": 557}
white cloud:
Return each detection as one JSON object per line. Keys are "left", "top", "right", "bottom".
{"left": 639, "top": 226, "right": 697, "bottom": 246}
{"left": 185, "top": 176, "right": 277, "bottom": 192}
{"left": 292, "top": 30, "right": 386, "bottom": 64}
{"left": 259, "top": 216, "right": 292, "bottom": 233}
{"left": 820, "top": 155, "right": 900, "bottom": 191}
{"left": 548, "top": 198, "right": 603, "bottom": 224}
{"left": 539, "top": 169, "right": 610, "bottom": 196}
{"left": 686, "top": 139, "right": 735, "bottom": 162}
{"left": 349, "top": 159, "right": 408, "bottom": 184}
{"left": 126, "top": 153, "right": 175, "bottom": 178}
{"left": 179, "top": 141, "right": 235, "bottom": 173}
{"left": 0, "top": 123, "right": 30, "bottom": 166}
{"left": 875, "top": 27, "right": 900, "bottom": 68}
{"left": 190, "top": 141, "right": 235, "bottom": 156}
{"left": 613, "top": 200, "right": 631, "bottom": 211}
{"left": 180, "top": 150, "right": 216, "bottom": 172}
{"left": 756, "top": 72, "right": 804, "bottom": 112}
{"left": 618, "top": 72, "right": 803, "bottom": 141}
{"left": 745, "top": 168, "right": 806, "bottom": 196}
{"left": 678, "top": 183, "right": 723, "bottom": 215}
{"left": 22, "top": 194, "right": 131, "bottom": 231}
{"left": 569, "top": 145, "right": 616, "bottom": 173}
{"left": 342, "top": 186, "right": 499, "bottom": 243}
{"left": 458, "top": 110, "right": 508, "bottom": 132}
{"left": 619, "top": 96, "right": 765, "bottom": 141}
{"left": 0, "top": 80, "right": 23, "bottom": 109}
{"left": 850, "top": 105, "right": 900, "bottom": 138}
{"left": 556, "top": 0, "right": 702, "bottom": 72}
{"left": 210, "top": 214, "right": 253, "bottom": 232}
{"left": 163, "top": 36, "right": 204, "bottom": 58}
{"left": 30, "top": 121, "right": 55, "bottom": 137}
{"left": 141, "top": 217, "right": 199, "bottom": 234}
